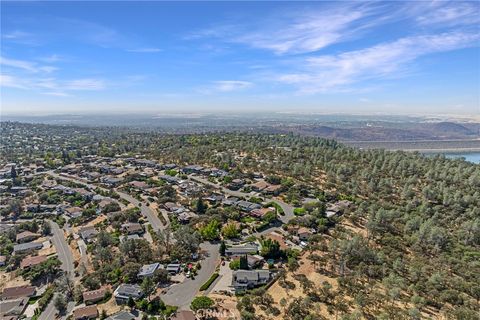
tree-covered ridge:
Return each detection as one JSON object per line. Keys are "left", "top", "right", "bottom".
{"left": 2, "top": 121, "right": 479, "bottom": 318}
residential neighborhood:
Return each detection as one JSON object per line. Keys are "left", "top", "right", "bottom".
{"left": 0, "top": 149, "right": 351, "bottom": 320}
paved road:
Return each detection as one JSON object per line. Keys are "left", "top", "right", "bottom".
{"left": 189, "top": 175, "right": 295, "bottom": 223}
{"left": 39, "top": 221, "right": 76, "bottom": 320}
{"left": 45, "top": 171, "right": 166, "bottom": 231}
{"left": 162, "top": 242, "right": 219, "bottom": 310}
{"left": 115, "top": 190, "right": 164, "bottom": 231}
{"left": 49, "top": 220, "right": 75, "bottom": 275}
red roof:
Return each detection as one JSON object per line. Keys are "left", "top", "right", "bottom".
{"left": 20, "top": 255, "right": 47, "bottom": 269}
{"left": 73, "top": 305, "right": 98, "bottom": 320}
{"left": 1, "top": 285, "right": 36, "bottom": 300}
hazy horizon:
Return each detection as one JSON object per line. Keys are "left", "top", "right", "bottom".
{"left": 1, "top": 1, "right": 480, "bottom": 115}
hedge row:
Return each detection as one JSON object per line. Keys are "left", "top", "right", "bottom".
{"left": 199, "top": 272, "right": 219, "bottom": 291}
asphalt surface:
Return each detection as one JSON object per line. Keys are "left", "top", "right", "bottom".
{"left": 39, "top": 221, "right": 75, "bottom": 320}
{"left": 49, "top": 220, "right": 75, "bottom": 275}
{"left": 115, "top": 190, "right": 165, "bottom": 231}
{"left": 162, "top": 242, "right": 219, "bottom": 310}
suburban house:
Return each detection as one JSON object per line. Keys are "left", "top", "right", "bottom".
{"left": 231, "top": 270, "right": 271, "bottom": 291}
{"left": 236, "top": 200, "right": 261, "bottom": 212}
{"left": 158, "top": 175, "right": 180, "bottom": 184}
{"left": 325, "top": 200, "right": 352, "bottom": 218}
{"left": 16, "top": 231, "right": 41, "bottom": 243}
{"left": 177, "top": 211, "right": 197, "bottom": 224}
{"left": 101, "top": 176, "right": 124, "bottom": 187}
{"left": 163, "top": 202, "right": 182, "bottom": 212}
{"left": 166, "top": 263, "right": 181, "bottom": 274}
{"left": 297, "top": 227, "right": 314, "bottom": 241}
{"left": 264, "top": 184, "right": 282, "bottom": 195}
{"left": 228, "top": 179, "right": 245, "bottom": 190}
{"left": 20, "top": 255, "right": 47, "bottom": 269}
{"left": 181, "top": 165, "right": 204, "bottom": 174}
{"left": 121, "top": 223, "right": 144, "bottom": 235}
{"left": 137, "top": 262, "right": 162, "bottom": 278}
{"left": 231, "top": 254, "right": 265, "bottom": 269}
{"left": 114, "top": 284, "right": 143, "bottom": 304}
{"left": 73, "top": 188, "right": 94, "bottom": 200}
{"left": 106, "top": 310, "right": 136, "bottom": 320}
{"left": 129, "top": 181, "right": 149, "bottom": 190}
{"left": 83, "top": 288, "right": 107, "bottom": 305}
{"left": 225, "top": 243, "right": 259, "bottom": 256}
{"left": 79, "top": 226, "right": 98, "bottom": 243}
{"left": 13, "top": 242, "right": 43, "bottom": 254}
{"left": 65, "top": 206, "right": 83, "bottom": 219}
{"left": 73, "top": 305, "right": 98, "bottom": 320}
{"left": 0, "top": 297, "right": 29, "bottom": 319}
{"left": 251, "top": 180, "right": 269, "bottom": 192}
{"left": 171, "top": 310, "right": 196, "bottom": 320}
{"left": 250, "top": 207, "right": 274, "bottom": 218}
{"left": 1, "top": 285, "right": 36, "bottom": 300}
{"left": 222, "top": 197, "right": 238, "bottom": 206}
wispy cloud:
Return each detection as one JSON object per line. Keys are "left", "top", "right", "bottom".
{"left": 189, "top": 3, "right": 393, "bottom": 55}
{"left": 212, "top": 80, "right": 252, "bottom": 92}
{"left": 276, "top": 31, "right": 480, "bottom": 93}
{"left": 0, "top": 74, "right": 106, "bottom": 93}
{"left": 2, "top": 30, "right": 32, "bottom": 40}
{"left": 0, "top": 56, "right": 57, "bottom": 73}
{"left": 198, "top": 80, "right": 253, "bottom": 94}
{"left": 415, "top": 1, "right": 480, "bottom": 27}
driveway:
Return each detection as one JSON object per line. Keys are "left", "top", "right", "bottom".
{"left": 210, "top": 262, "right": 233, "bottom": 294}
{"left": 162, "top": 242, "right": 219, "bottom": 310}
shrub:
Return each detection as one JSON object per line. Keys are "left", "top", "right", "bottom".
{"left": 199, "top": 273, "right": 219, "bottom": 291}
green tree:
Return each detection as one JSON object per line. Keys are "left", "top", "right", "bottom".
{"left": 219, "top": 241, "right": 226, "bottom": 256}
{"left": 196, "top": 196, "right": 206, "bottom": 214}
{"left": 222, "top": 223, "right": 238, "bottom": 239}
{"left": 54, "top": 294, "right": 67, "bottom": 315}
{"left": 190, "top": 296, "right": 214, "bottom": 311}
{"left": 199, "top": 220, "right": 220, "bottom": 241}
{"left": 239, "top": 255, "right": 249, "bottom": 270}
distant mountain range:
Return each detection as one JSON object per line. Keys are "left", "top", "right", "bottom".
{"left": 2, "top": 114, "right": 479, "bottom": 142}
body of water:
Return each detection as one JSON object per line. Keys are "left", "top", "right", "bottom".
{"left": 444, "top": 153, "right": 480, "bottom": 164}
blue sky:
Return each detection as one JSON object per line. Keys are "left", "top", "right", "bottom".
{"left": 1, "top": 1, "right": 479, "bottom": 115}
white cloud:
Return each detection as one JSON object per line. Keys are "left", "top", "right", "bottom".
{"left": 416, "top": 2, "right": 480, "bottom": 26}
{"left": 2, "top": 30, "right": 32, "bottom": 39}
{"left": 212, "top": 80, "right": 252, "bottom": 92}
{"left": 235, "top": 9, "right": 368, "bottom": 55}
{"left": 189, "top": 3, "right": 393, "bottom": 55}
{"left": 0, "top": 56, "right": 57, "bottom": 73}
{"left": 0, "top": 74, "right": 27, "bottom": 89}
{"left": 0, "top": 73, "right": 106, "bottom": 95}
{"left": 276, "top": 31, "right": 480, "bottom": 93}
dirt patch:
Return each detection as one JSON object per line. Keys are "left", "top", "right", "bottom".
{"left": 0, "top": 272, "right": 30, "bottom": 290}
{"left": 97, "top": 296, "right": 121, "bottom": 316}
{"left": 262, "top": 252, "right": 339, "bottom": 319}
{"left": 208, "top": 293, "right": 241, "bottom": 319}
